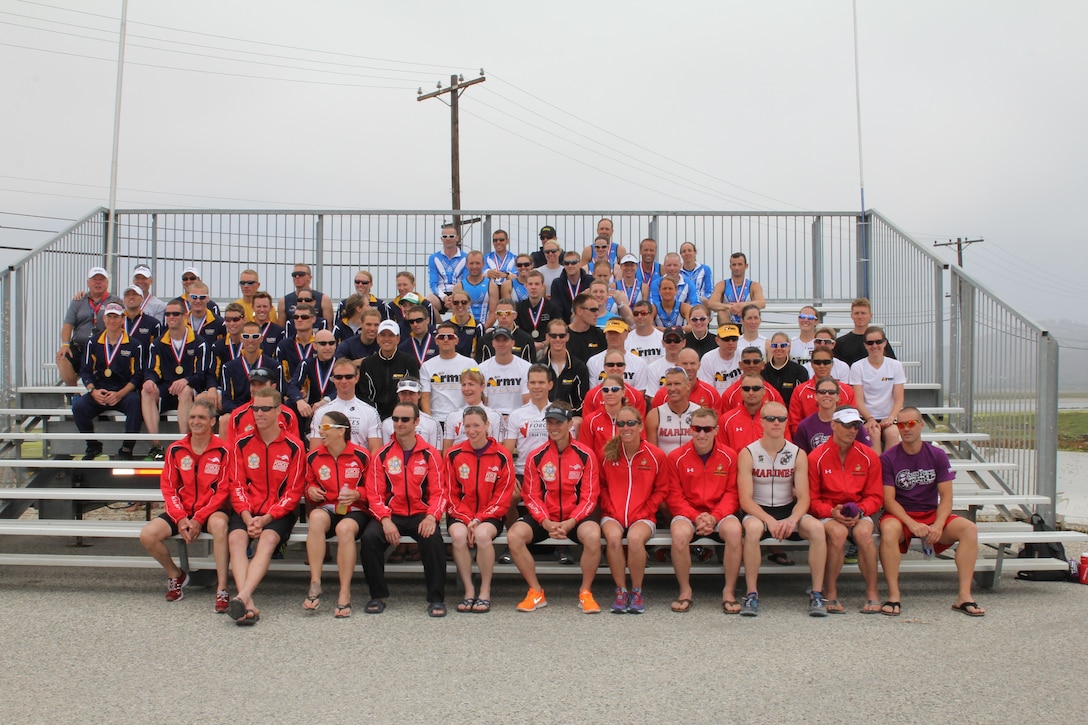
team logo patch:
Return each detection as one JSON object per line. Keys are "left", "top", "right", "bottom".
{"left": 179, "top": 455, "right": 193, "bottom": 471}
{"left": 542, "top": 462, "right": 557, "bottom": 482}
{"left": 387, "top": 457, "right": 402, "bottom": 474}
{"left": 247, "top": 453, "right": 260, "bottom": 469}
{"left": 458, "top": 463, "right": 470, "bottom": 480}
{"left": 203, "top": 463, "right": 220, "bottom": 475}
{"left": 319, "top": 465, "right": 331, "bottom": 481}
{"left": 345, "top": 465, "right": 361, "bottom": 479}
{"left": 413, "top": 466, "right": 427, "bottom": 476}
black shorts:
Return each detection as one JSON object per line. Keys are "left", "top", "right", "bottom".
{"left": 157, "top": 389, "right": 180, "bottom": 413}
{"left": 446, "top": 517, "right": 504, "bottom": 537}
{"left": 65, "top": 342, "right": 84, "bottom": 368}
{"left": 516, "top": 515, "right": 593, "bottom": 545}
{"left": 310, "top": 507, "right": 371, "bottom": 538}
{"left": 745, "top": 502, "right": 807, "bottom": 541}
{"left": 228, "top": 510, "right": 298, "bottom": 542}
{"left": 156, "top": 512, "right": 180, "bottom": 537}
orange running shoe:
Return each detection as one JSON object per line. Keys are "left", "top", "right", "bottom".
{"left": 517, "top": 588, "right": 547, "bottom": 612}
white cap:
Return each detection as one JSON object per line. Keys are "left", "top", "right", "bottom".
{"left": 123, "top": 285, "right": 144, "bottom": 298}
{"left": 832, "top": 407, "right": 863, "bottom": 425}
{"left": 396, "top": 378, "right": 423, "bottom": 393}
{"left": 103, "top": 302, "right": 124, "bottom": 316}
{"left": 181, "top": 266, "right": 200, "bottom": 278}
{"left": 619, "top": 254, "right": 638, "bottom": 264}
{"left": 377, "top": 320, "right": 400, "bottom": 335}
{"left": 87, "top": 266, "right": 109, "bottom": 280}
{"left": 132, "top": 265, "right": 152, "bottom": 278}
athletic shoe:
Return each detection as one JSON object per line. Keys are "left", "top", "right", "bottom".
{"left": 215, "top": 590, "right": 230, "bottom": 613}
{"left": 694, "top": 545, "right": 714, "bottom": 562}
{"left": 627, "top": 588, "right": 645, "bottom": 614}
{"left": 498, "top": 552, "right": 513, "bottom": 564}
{"left": 144, "top": 445, "right": 165, "bottom": 461}
{"left": 82, "top": 442, "right": 103, "bottom": 460}
{"left": 115, "top": 447, "right": 134, "bottom": 461}
{"left": 579, "top": 589, "right": 601, "bottom": 614}
{"left": 165, "top": 570, "right": 190, "bottom": 602}
{"left": 555, "top": 546, "right": 574, "bottom": 565}
{"left": 809, "top": 592, "right": 828, "bottom": 617}
{"left": 516, "top": 588, "right": 547, "bottom": 612}
{"left": 740, "top": 592, "right": 759, "bottom": 617}
{"left": 272, "top": 543, "right": 287, "bottom": 560}
{"left": 844, "top": 543, "right": 859, "bottom": 565}
{"left": 611, "top": 588, "right": 628, "bottom": 614}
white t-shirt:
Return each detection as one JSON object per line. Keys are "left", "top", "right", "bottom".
{"left": 309, "top": 396, "right": 381, "bottom": 448}
{"left": 738, "top": 334, "right": 767, "bottom": 356}
{"left": 536, "top": 264, "right": 563, "bottom": 290}
{"left": 586, "top": 350, "right": 650, "bottom": 392}
{"left": 420, "top": 352, "right": 475, "bottom": 423}
{"left": 443, "top": 404, "right": 502, "bottom": 448}
{"left": 848, "top": 357, "right": 907, "bottom": 419}
{"left": 504, "top": 401, "right": 550, "bottom": 476}
{"left": 625, "top": 328, "right": 665, "bottom": 365}
{"left": 380, "top": 411, "right": 442, "bottom": 450}
{"left": 698, "top": 347, "right": 742, "bottom": 393}
{"left": 644, "top": 356, "right": 682, "bottom": 398}
{"left": 790, "top": 336, "right": 815, "bottom": 366}
{"left": 477, "top": 356, "right": 531, "bottom": 415}
{"left": 653, "top": 400, "right": 700, "bottom": 454}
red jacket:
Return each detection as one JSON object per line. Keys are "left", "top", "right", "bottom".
{"left": 599, "top": 440, "right": 671, "bottom": 527}
{"left": 578, "top": 408, "right": 646, "bottom": 464}
{"left": 787, "top": 379, "right": 855, "bottom": 434}
{"left": 719, "top": 378, "right": 784, "bottom": 414}
{"left": 304, "top": 442, "right": 371, "bottom": 512}
{"left": 581, "top": 381, "right": 647, "bottom": 420}
{"left": 160, "top": 433, "right": 231, "bottom": 525}
{"left": 367, "top": 434, "right": 446, "bottom": 519}
{"left": 522, "top": 438, "right": 599, "bottom": 523}
{"left": 226, "top": 400, "right": 300, "bottom": 444}
{"left": 230, "top": 428, "right": 306, "bottom": 519}
{"left": 807, "top": 439, "right": 883, "bottom": 519}
{"left": 666, "top": 441, "right": 739, "bottom": 521}
{"left": 444, "top": 438, "right": 515, "bottom": 524}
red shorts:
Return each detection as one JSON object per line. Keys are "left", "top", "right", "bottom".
{"left": 889, "top": 510, "right": 960, "bottom": 555}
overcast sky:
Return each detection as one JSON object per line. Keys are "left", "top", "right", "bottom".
{"left": 2, "top": 0, "right": 1086, "bottom": 344}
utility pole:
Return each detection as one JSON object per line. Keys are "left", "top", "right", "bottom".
{"left": 418, "top": 70, "right": 486, "bottom": 234}
{"left": 933, "top": 237, "right": 983, "bottom": 267}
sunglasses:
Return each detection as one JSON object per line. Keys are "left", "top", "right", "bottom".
{"left": 164, "top": 311, "right": 184, "bottom": 317}
{"left": 816, "top": 389, "right": 838, "bottom": 395}
{"left": 435, "top": 333, "right": 458, "bottom": 340}
{"left": 355, "top": 279, "right": 370, "bottom": 285}
{"left": 615, "top": 419, "right": 639, "bottom": 427}
{"left": 741, "top": 359, "right": 762, "bottom": 365}
{"left": 451, "top": 299, "right": 469, "bottom": 306}
{"left": 812, "top": 359, "right": 833, "bottom": 366}
{"left": 865, "top": 339, "right": 886, "bottom": 346}
{"left": 496, "top": 310, "right": 515, "bottom": 316}
{"left": 895, "top": 419, "right": 922, "bottom": 430}
{"left": 601, "top": 385, "right": 623, "bottom": 393}
{"left": 406, "top": 318, "right": 426, "bottom": 324}
{"left": 251, "top": 405, "right": 278, "bottom": 412}
{"left": 762, "top": 415, "right": 788, "bottom": 423}
{"left": 543, "top": 248, "right": 560, "bottom": 254}
{"left": 814, "top": 339, "right": 835, "bottom": 345}
{"left": 291, "top": 271, "right": 309, "bottom": 277}
{"left": 314, "top": 340, "right": 337, "bottom": 346}
{"left": 633, "top": 311, "right": 649, "bottom": 317}
{"left": 224, "top": 316, "right": 243, "bottom": 323}
{"left": 331, "top": 373, "right": 356, "bottom": 380}
{"left": 516, "top": 262, "right": 533, "bottom": 268}
{"left": 839, "top": 421, "right": 863, "bottom": 430}
{"left": 690, "top": 316, "right": 708, "bottom": 322}
{"left": 594, "top": 245, "right": 608, "bottom": 250}
{"left": 296, "top": 298, "right": 314, "bottom": 303}
{"left": 741, "top": 385, "right": 764, "bottom": 392}
{"left": 798, "top": 313, "right": 818, "bottom": 321}
{"left": 188, "top": 294, "right": 208, "bottom": 301}
{"left": 769, "top": 342, "right": 789, "bottom": 349}
{"left": 562, "top": 260, "right": 581, "bottom": 266}
{"left": 691, "top": 424, "right": 716, "bottom": 433}
{"left": 294, "top": 314, "right": 312, "bottom": 320}
{"left": 604, "top": 362, "right": 625, "bottom": 368}
{"left": 548, "top": 332, "right": 568, "bottom": 339}
{"left": 721, "top": 336, "right": 739, "bottom": 342}
{"left": 441, "top": 234, "right": 457, "bottom": 239}
{"left": 239, "top": 280, "right": 258, "bottom": 286}
{"left": 320, "top": 423, "right": 348, "bottom": 431}
{"left": 181, "top": 275, "right": 197, "bottom": 282}
{"left": 391, "top": 416, "right": 414, "bottom": 423}
{"left": 583, "top": 307, "right": 600, "bottom": 314}
{"left": 240, "top": 333, "right": 262, "bottom": 340}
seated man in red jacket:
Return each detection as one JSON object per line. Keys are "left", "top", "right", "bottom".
{"left": 225, "top": 387, "right": 306, "bottom": 625}
{"left": 139, "top": 398, "right": 231, "bottom": 612}
{"left": 807, "top": 406, "right": 883, "bottom": 614}
{"left": 360, "top": 401, "right": 448, "bottom": 617}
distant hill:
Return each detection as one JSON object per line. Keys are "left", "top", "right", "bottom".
{"left": 1046, "top": 320, "right": 1088, "bottom": 393}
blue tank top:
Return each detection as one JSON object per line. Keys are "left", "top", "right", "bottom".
{"left": 462, "top": 276, "right": 491, "bottom": 322}
{"left": 510, "top": 278, "right": 528, "bottom": 302}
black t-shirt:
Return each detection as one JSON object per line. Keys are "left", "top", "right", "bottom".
{"left": 835, "top": 331, "right": 897, "bottom": 366}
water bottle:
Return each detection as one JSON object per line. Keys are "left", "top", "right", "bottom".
{"left": 1079, "top": 553, "right": 1088, "bottom": 585}
{"left": 921, "top": 540, "right": 934, "bottom": 559}
{"left": 335, "top": 485, "right": 349, "bottom": 515}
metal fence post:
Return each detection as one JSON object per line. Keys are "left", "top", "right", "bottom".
{"left": 314, "top": 214, "right": 325, "bottom": 291}
{"left": 1035, "top": 332, "right": 1059, "bottom": 525}
{"left": 150, "top": 212, "right": 158, "bottom": 270}
{"left": 934, "top": 262, "right": 947, "bottom": 396}
{"left": 957, "top": 273, "right": 975, "bottom": 435}
{"left": 482, "top": 215, "right": 493, "bottom": 254}
{"left": 648, "top": 215, "right": 659, "bottom": 244}
{"left": 13, "top": 267, "right": 25, "bottom": 389}
{"left": 856, "top": 213, "right": 869, "bottom": 299}
{"left": 1, "top": 269, "right": 11, "bottom": 409}
{"left": 811, "top": 216, "right": 823, "bottom": 302}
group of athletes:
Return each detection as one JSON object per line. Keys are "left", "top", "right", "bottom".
{"left": 56, "top": 218, "right": 984, "bottom": 622}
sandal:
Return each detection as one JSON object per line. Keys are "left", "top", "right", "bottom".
{"left": 880, "top": 600, "right": 901, "bottom": 617}
{"left": 427, "top": 602, "right": 447, "bottom": 618}
{"left": 235, "top": 609, "right": 260, "bottom": 626}
{"left": 387, "top": 546, "right": 406, "bottom": 564}
{"left": 303, "top": 583, "right": 322, "bottom": 611}
{"left": 722, "top": 599, "right": 742, "bottom": 614}
{"left": 334, "top": 603, "right": 352, "bottom": 619}
{"left": 226, "top": 597, "right": 247, "bottom": 621}
{"left": 404, "top": 546, "right": 422, "bottom": 562}
{"left": 671, "top": 598, "right": 693, "bottom": 613}
{"left": 767, "top": 551, "right": 795, "bottom": 566}
{"left": 951, "top": 601, "right": 985, "bottom": 617}
{"left": 860, "top": 600, "right": 882, "bottom": 614}
{"left": 825, "top": 599, "right": 845, "bottom": 614}
{"left": 456, "top": 598, "right": 476, "bottom": 613}
{"left": 472, "top": 598, "right": 491, "bottom": 613}
{"left": 364, "top": 598, "right": 386, "bottom": 614}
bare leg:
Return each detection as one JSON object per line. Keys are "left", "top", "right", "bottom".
{"left": 140, "top": 387, "right": 161, "bottom": 443}
{"left": 626, "top": 521, "right": 653, "bottom": 590}
{"left": 139, "top": 517, "right": 181, "bottom": 578}
{"left": 176, "top": 387, "right": 194, "bottom": 435}
{"left": 334, "top": 517, "right": 361, "bottom": 607}
{"left": 305, "top": 509, "right": 332, "bottom": 589}
{"left": 577, "top": 521, "right": 602, "bottom": 592}
{"left": 670, "top": 519, "right": 695, "bottom": 602}
{"left": 799, "top": 515, "right": 827, "bottom": 594}
{"left": 823, "top": 519, "right": 849, "bottom": 602}
{"left": 601, "top": 519, "right": 628, "bottom": 589}
{"left": 853, "top": 519, "right": 880, "bottom": 604}
{"left": 878, "top": 516, "right": 905, "bottom": 603}
{"left": 507, "top": 521, "right": 541, "bottom": 591}
{"left": 943, "top": 517, "right": 983, "bottom": 611}
{"left": 741, "top": 517, "right": 764, "bottom": 595}
{"left": 475, "top": 523, "right": 499, "bottom": 601}
{"left": 449, "top": 522, "right": 475, "bottom": 599}
{"left": 206, "top": 512, "right": 230, "bottom": 592}
{"left": 719, "top": 516, "right": 743, "bottom": 603}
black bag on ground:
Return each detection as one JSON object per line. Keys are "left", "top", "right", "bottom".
{"left": 1016, "top": 513, "right": 1072, "bottom": 581}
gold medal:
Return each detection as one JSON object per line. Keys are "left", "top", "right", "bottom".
{"left": 175, "top": 365, "right": 185, "bottom": 375}
{"left": 104, "top": 369, "right": 112, "bottom": 378}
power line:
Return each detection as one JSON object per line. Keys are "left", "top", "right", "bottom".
{"left": 0, "top": 225, "right": 56, "bottom": 233}
{"left": 0, "top": 211, "right": 75, "bottom": 221}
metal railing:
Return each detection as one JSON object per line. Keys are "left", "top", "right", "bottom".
{"left": 0, "top": 206, "right": 1062, "bottom": 522}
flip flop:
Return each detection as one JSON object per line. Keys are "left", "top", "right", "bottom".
{"left": 303, "top": 585, "right": 322, "bottom": 611}
{"left": 880, "top": 600, "right": 901, "bottom": 617}
{"left": 456, "top": 598, "right": 476, "bottom": 613}
{"left": 951, "top": 601, "right": 985, "bottom": 617}
{"left": 365, "top": 598, "right": 386, "bottom": 614}
{"left": 334, "top": 603, "right": 352, "bottom": 619}
{"left": 235, "top": 609, "right": 260, "bottom": 626}
{"left": 671, "top": 598, "right": 693, "bottom": 613}
{"left": 722, "top": 599, "right": 742, "bottom": 614}
{"left": 226, "top": 597, "right": 247, "bottom": 621}
{"left": 860, "top": 600, "right": 882, "bottom": 614}
{"left": 471, "top": 598, "right": 491, "bottom": 613}
{"left": 825, "top": 599, "right": 845, "bottom": 614}
{"left": 767, "top": 551, "right": 795, "bottom": 566}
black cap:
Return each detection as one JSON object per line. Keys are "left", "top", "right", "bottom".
{"left": 543, "top": 405, "right": 573, "bottom": 422}
{"left": 492, "top": 327, "right": 514, "bottom": 339}
{"left": 662, "top": 326, "right": 685, "bottom": 342}
{"left": 249, "top": 367, "right": 274, "bottom": 382}
{"left": 539, "top": 225, "right": 557, "bottom": 240}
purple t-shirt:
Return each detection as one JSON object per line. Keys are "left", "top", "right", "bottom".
{"left": 793, "top": 413, "right": 872, "bottom": 454}
{"left": 880, "top": 443, "right": 955, "bottom": 512}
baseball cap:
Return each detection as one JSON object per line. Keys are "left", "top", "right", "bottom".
{"left": 377, "top": 320, "right": 401, "bottom": 335}
{"left": 396, "top": 378, "right": 423, "bottom": 393}
{"left": 539, "top": 225, "right": 557, "bottom": 239}
{"left": 132, "top": 265, "right": 152, "bottom": 278}
{"left": 87, "top": 266, "right": 109, "bottom": 280}
{"left": 103, "top": 303, "right": 124, "bottom": 316}
{"left": 249, "top": 367, "right": 274, "bottom": 382}
{"left": 603, "top": 319, "right": 630, "bottom": 334}
{"left": 716, "top": 324, "right": 741, "bottom": 339}
{"left": 123, "top": 285, "right": 144, "bottom": 298}
{"left": 491, "top": 327, "right": 514, "bottom": 339}
{"left": 619, "top": 253, "right": 638, "bottom": 265}
{"left": 543, "top": 405, "right": 573, "bottom": 422}
{"left": 832, "top": 407, "right": 864, "bottom": 425}
{"left": 181, "top": 266, "right": 200, "bottom": 278}
{"left": 399, "top": 292, "right": 422, "bottom": 305}
{"left": 662, "top": 326, "right": 684, "bottom": 342}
